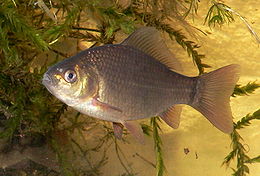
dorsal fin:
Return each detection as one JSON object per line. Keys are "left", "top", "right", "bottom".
{"left": 121, "top": 27, "right": 182, "bottom": 72}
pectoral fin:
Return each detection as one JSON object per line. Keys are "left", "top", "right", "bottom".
{"left": 92, "top": 98, "right": 122, "bottom": 113}
{"left": 123, "top": 121, "right": 145, "bottom": 144}
{"left": 159, "top": 105, "right": 182, "bottom": 129}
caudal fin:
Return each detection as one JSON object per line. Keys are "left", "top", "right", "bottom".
{"left": 191, "top": 64, "right": 240, "bottom": 133}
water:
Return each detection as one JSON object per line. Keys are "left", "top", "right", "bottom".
{"left": 1, "top": 1, "right": 259, "bottom": 175}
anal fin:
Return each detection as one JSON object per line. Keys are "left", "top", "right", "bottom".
{"left": 123, "top": 121, "right": 145, "bottom": 144}
{"left": 159, "top": 105, "right": 182, "bottom": 129}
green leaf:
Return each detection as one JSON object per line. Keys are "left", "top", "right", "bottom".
{"left": 205, "top": 2, "right": 234, "bottom": 27}
{"left": 120, "top": 21, "right": 135, "bottom": 34}
{"left": 151, "top": 117, "right": 165, "bottom": 176}
{"left": 141, "top": 123, "right": 152, "bottom": 136}
{"left": 222, "top": 150, "right": 236, "bottom": 166}
{"left": 243, "top": 165, "right": 250, "bottom": 174}
{"left": 252, "top": 109, "right": 260, "bottom": 117}
{"left": 183, "top": 0, "right": 199, "bottom": 18}
{"left": 232, "top": 81, "right": 260, "bottom": 97}
{"left": 246, "top": 155, "right": 260, "bottom": 163}
{"left": 235, "top": 109, "right": 260, "bottom": 129}
{"left": 105, "top": 26, "right": 115, "bottom": 39}
{"left": 44, "top": 7, "right": 80, "bottom": 43}
{"left": 2, "top": 4, "right": 48, "bottom": 50}
{"left": 0, "top": 26, "right": 19, "bottom": 64}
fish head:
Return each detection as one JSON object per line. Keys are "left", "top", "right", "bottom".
{"left": 42, "top": 59, "right": 97, "bottom": 106}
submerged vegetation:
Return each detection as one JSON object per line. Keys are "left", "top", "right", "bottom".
{"left": 0, "top": 0, "right": 259, "bottom": 175}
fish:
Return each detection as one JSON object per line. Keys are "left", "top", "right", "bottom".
{"left": 42, "top": 27, "right": 240, "bottom": 143}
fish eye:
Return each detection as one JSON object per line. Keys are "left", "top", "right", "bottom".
{"left": 64, "top": 70, "right": 77, "bottom": 83}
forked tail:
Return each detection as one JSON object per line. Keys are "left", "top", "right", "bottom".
{"left": 191, "top": 64, "right": 240, "bottom": 133}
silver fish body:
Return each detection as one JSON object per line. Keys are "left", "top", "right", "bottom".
{"left": 42, "top": 27, "right": 240, "bottom": 141}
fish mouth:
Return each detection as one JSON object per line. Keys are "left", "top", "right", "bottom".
{"left": 42, "top": 73, "right": 52, "bottom": 86}
{"left": 42, "top": 73, "right": 56, "bottom": 94}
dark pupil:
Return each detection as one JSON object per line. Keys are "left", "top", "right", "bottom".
{"left": 68, "top": 73, "right": 74, "bottom": 79}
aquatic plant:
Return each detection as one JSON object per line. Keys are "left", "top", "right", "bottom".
{"left": 0, "top": 0, "right": 259, "bottom": 176}
{"left": 223, "top": 109, "right": 260, "bottom": 176}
